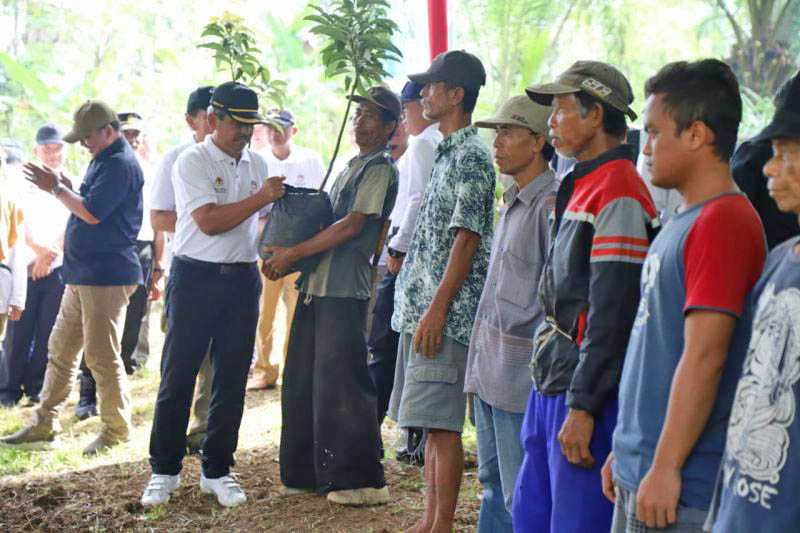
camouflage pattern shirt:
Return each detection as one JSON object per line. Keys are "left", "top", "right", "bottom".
{"left": 392, "top": 126, "right": 496, "bottom": 346}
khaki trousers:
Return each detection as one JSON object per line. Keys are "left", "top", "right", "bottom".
{"left": 35, "top": 284, "right": 135, "bottom": 441}
{"left": 252, "top": 269, "right": 300, "bottom": 385}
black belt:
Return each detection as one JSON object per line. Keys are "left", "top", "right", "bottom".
{"left": 174, "top": 255, "right": 255, "bottom": 275}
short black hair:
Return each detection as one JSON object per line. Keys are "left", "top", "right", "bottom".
{"left": 445, "top": 82, "right": 479, "bottom": 114}
{"left": 108, "top": 120, "right": 121, "bottom": 132}
{"left": 644, "top": 59, "right": 742, "bottom": 161}
{"left": 575, "top": 91, "right": 627, "bottom": 139}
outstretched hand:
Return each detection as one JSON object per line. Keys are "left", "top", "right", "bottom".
{"left": 22, "top": 162, "right": 58, "bottom": 192}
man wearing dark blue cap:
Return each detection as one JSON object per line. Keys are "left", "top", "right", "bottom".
{"left": 247, "top": 107, "right": 326, "bottom": 391}
{"left": 367, "top": 80, "right": 441, "bottom": 463}
{"left": 142, "top": 81, "right": 285, "bottom": 508}
{"left": 0, "top": 125, "right": 68, "bottom": 407}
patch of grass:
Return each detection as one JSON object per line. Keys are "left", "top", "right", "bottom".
{"left": 143, "top": 504, "right": 168, "bottom": 521}
{"left": 0, "top": 406, "right": 25, "bottom": 434}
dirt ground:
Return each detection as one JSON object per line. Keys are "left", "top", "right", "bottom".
{"left": 0, "top": 310, "right": 481, "bottom": 532}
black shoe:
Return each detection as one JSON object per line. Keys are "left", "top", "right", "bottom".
{"left": 75, "top": 374, "right": 97, "bottom": 420}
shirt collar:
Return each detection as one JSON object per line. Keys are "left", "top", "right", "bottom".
{"left": 504, "top": 168, "right": 556, "bottom": 206}
{"left": 437, "top": 125, "right": 478, "bottom": 156}
{"left": 350, "top": 146, "right": 390, "bottom": 167}
{"left": 570, "top": 143, "right": 636, "bottom": 180}
{"left": 204, "top": 135, "right": 252, "bottom": 164}
{"left": 94, "top": 137, "right": 126, "bottom": 161}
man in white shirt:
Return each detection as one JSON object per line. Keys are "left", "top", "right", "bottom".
{"left": 0, "top": 126, "right": 65, "bottom": 407}
{"left": 366, "top": 81, "right": 442, "bottom": 462}
{"left": 149, "top": 86, "right": 215, "bottom": 454}
{"left": 246, "top": 108, "right": 325, "bottom": 390}
{"left": 141, "top": 82, "right": 285, "bottom": 508}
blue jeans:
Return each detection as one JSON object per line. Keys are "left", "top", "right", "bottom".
{"left": 474, "top": 394, "right": 525, "bottom": 533}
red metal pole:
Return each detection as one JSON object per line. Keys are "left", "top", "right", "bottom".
{"left": 427, "top": 0, "right": 448, "bottom": 60}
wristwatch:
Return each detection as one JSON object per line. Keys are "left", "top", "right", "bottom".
{"left": 51, "top": 183, "right": 64, "bottom": 196}
{"left": 387, "top": 247, "right": 406, "bottom": 259}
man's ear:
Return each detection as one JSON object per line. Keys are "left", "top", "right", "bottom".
{"left": 684, "top": 120, "right": 712, "bottom": 152}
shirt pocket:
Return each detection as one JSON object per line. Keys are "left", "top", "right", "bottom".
{"left": 497, "top": 249, "right": 540, "bottom": 311}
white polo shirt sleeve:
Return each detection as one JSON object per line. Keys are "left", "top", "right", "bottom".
{"left": 173, "top": 148, "right": 217, "bottom": 214}
{"left": 151, "top": 142, "right": 188, "bottom": 211}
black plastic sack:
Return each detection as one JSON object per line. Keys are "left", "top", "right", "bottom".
{"left": 258, "top": 185, "right": 334, "bottom": 274}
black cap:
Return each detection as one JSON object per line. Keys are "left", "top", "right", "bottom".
{"left": 211, "top": 81, "right": 266, "bottom": 124}
{"left": 348, "top": 86, "right": 402, "bottom": 121}
{"left": 408, "top": 50, "right": 486, "bottom": 92}
{"left": 187, "top": 85, "right": 214, "bottom": 115}
{"left": 0, "top": 139, "right": 23, "bottom": 165}
{"left": 266, "top": 108, "right": 295, "bottom": 129}
{"left": 400, "top": 81, "right": 424, "bottom": 103}
{"left": 35, "top": 123, "right": 63, "bottom": 145}
{"left": 752, "top": 71, "right": 800, "bottom": 143}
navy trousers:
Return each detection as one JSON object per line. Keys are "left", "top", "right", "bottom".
{"left": 366, "top": 269, "right": 399, "bottom": 424}
{"left": 0, "top": 268, "right": 64, "bottom": 404}
{"left": 149, "top": 257, "right": 260, "bottom": 478}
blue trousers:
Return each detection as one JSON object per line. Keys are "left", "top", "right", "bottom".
{"left": 512, "top": 391, "right": 617, "bottom": 533}
{"left": 0, "top": 269, "right": 64, "bottom": 404}
{"left": 474, "top": 394, "right": 525, "bottom": 533}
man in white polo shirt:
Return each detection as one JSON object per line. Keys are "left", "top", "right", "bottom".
{"left": 141, "top": 81, "right": 285, "bottom": 508}
{"left": 247, "top": 108, "right": 325, "bottom": 390}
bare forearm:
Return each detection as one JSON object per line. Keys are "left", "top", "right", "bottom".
{"left": 152, "top": 231, "right": 165, "bottom": 266}
{"left": 193, "top": 194, "right": 268, "bottom": 236}
{"left": 151, "top": 210, "right": 176, "bottom": 233}
{"left": 651, "top": 351, "right": 726, "bottom": 471}
{"left": 290, "top": 214, "right": 365, "bottom": 261}
{"left": 55, "top": 190, "right": 99, "bottom": 224}
{"left": 431, "top": 229, "right": 480, "bottom": 311}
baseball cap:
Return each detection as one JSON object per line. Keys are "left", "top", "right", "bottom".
{"left": 526, "top": 60, "right": 637, "bottom": 121}
{"left": 752, "top": 71, "right": 800, "bottom": 143}
{"left": 348, "top": 86, "right": 402, "bottom": 121}
{"left": 475, "top": 95, "right": 552, "bottom": 138}
{"left": 408, "top": 50, "right": 486, "bottom": 92}
{"left": 400, "top": 81, "right": 424, "bottom": 103}
{"left": 187, "top": 85, "right": 214, "bottom": 115}
{"left": 63, "top": 100, "right": 118, "bottom": 143}
{"left": 210, "top": 81, "right": 266, "bottom": 124}
{"left": 118, "top": 112, "right": 143, "bottom": 132}
{"left": 35, "top": 124, "right": 64, "bottom": 145}
{"left": 266, "top": 108, "right": 295, "bottom": 130}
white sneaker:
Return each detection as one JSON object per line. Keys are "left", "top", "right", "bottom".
{"left": 200, "top": 473, "right": 247, "bottom": 507}
{"left": 141, "top": 474, "right": 180, "bottom": 506}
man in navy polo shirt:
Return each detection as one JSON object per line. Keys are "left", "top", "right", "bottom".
{"left": 2, "top": 100, "right": 143, "bottom": 456}
{"left": 603, "top": 60, "right": 766, "bottom": 532}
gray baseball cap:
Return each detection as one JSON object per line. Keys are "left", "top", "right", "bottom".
{"left": 475, "top": 95, "right": 552, "bottom": 138}
{"left": 526, "top": 60, "right": 637, "bottom": 121}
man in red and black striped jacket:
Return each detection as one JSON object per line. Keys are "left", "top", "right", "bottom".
{"left": 512, "top": 61, "right": 659, "bottom": 533}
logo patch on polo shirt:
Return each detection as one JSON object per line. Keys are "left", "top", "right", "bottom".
{"left": 250, "top": 180, "right": 258, "bottom": 194}
{"left": 213, "top": 176, "right": 226, "bottom": 193}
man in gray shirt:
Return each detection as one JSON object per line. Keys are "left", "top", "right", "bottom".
{"left": 465, "top": 95, "right": 555, "bottom": 532}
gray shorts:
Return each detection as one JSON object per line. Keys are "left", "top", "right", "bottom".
{"left": 387, "top": 332, "right": 468, "bottom": 433}
{"left": 612, "top": 484, "right": 708, "bottom": 533}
